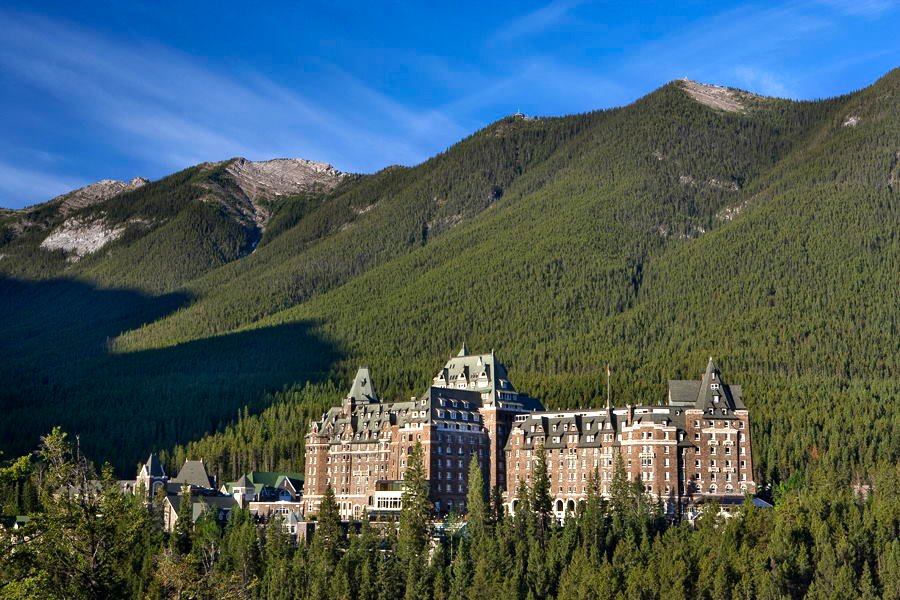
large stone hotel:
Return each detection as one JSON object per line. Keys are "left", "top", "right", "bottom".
{"left": 303, "top": 347, "right": 755, "bottom": 519}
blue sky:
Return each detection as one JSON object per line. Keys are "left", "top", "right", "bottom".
{"left": 0, "top": 1, "right": 897, "bottom": 208}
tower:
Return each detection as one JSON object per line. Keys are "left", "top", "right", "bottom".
{"left": 136, "top": 453, "right": 168, "bottom": 504}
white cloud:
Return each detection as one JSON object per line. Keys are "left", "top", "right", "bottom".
{"left": 488, "top": 0, "right": 585, "bottom": 46}
{"left": 0, "top": 159, "right": 85, "bottom": 208}
{"left": 816, "top": 0, "right": 898, "bottom": 16}
{"left": 733, "top": 66, "right": 795, "bottom": 98}
{"left": 0, "top": 10, "right": 466, "bottom": 185}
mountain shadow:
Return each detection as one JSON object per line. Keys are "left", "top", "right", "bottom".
{"left": 0, "top": 277, "right": 341, "bottom": 473}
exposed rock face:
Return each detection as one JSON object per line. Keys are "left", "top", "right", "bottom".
{"left": 225, "top": 158, "right": 345, "bottom": 202}
{"left": 717, "top": 199, "right": 751, "bottom": 222}
{"left": 40, "top": 217, "right": 126, "bottom": 261}
{"left": 842, "top": 115, "right": 860, "bottom": 127}
{"left": 55, "top": 177, "right": 149, "bottom": 215}
{"left": 679, "top": 80, "right": 757, "bottom": 113}
{"left": 200, "top": 157, "right": 347, "bottom": 232}
{"left": 679, "top": 174, "right": 740, "bottom": 191}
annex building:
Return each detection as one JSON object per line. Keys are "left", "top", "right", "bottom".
{"left": 303, "top": 348, "right": 755, "bottom": 519}
{"left": 505, "top": 357, "right": 755, "bottom": 517}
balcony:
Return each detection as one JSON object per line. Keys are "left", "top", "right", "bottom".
{"left": 723, "top": 440, "right": 735, "bottom": 446}
{"left": 708, "top": 467, "right": 720, "bottom": 473}
{"left": 707, "top": 439, "right": 719, "bottom": 446}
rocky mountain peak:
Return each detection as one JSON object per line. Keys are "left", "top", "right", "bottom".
{"left": 54, "top": 176, "right": 149, "bottom": 215}
{"left": 678, "top": 79, "right": 760, "bottom": 113}
{"left": 224, "top": 157, "right": 346, "bottom": 202}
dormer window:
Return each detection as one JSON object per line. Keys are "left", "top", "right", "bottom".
{"left": 713, "top": 395, "right": 720, "bottom": 403}
{"left": 710, "top": 383, "right": 719, "bottom": 390}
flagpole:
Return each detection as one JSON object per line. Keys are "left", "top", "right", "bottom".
{"left": 606, "top": 364, "right": 611, "bottom": 410}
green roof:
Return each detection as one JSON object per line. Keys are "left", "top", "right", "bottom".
{"left": 247, "top": 471, "right": 304, "bottom": 487}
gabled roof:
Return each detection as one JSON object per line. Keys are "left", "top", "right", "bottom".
{"left": 247, "top": 471, "right": 304, "bottom": 488}
{"left": 171, "top": 460, "right": 215, "bottom": 489}
{"left": 140, "top": 453, "right": 166, "bottom": 478}
{"left": 433, "top": 348, "right": 520, "bottom": 400}
{"left": 667, "top": 357, "right": 745, "bottom": 410}
{"left": 224, "top": 471, "right": 305, "bottom": 495}
{"left": 347, "top": 367, "right": 378, "bottom": 404}
{"left": 166, "top": 493, "right": 238, "bottom": 523}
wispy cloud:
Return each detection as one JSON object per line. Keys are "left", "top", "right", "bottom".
{"left": 0, "top": 159, "right": 85, "bottom": 208}
{"left": 440, "top": 57, "right": 628, "bottom": 119}
{"left": 0, "top": 9, "right": 466, "bottom": 201}
{"left": 816, "top": 0, "right": 899, "bottom": 16}
{"left": 488, "top": 0, "right": 584, "bottom": 45}
{"left": 615, "top": 2, "right": 845, "bottom": 98}
{"left": 732, "top": 66, "right": 794, "bottom": 97}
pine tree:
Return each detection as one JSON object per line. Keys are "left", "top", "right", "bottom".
{"left": 531, "top": 443, "right": 552, "bottom": 538}
{"left": 399, "top": 441, "right": 433, "bottom": 599}
{"left": 314, "top": 482, "right": 342, "bottom": 564}
{"left": 466, "top": 455, "right": 488, "bottom": 545}
{"left": 449, "top": 539, "right": 471, "bottom": 600}
{"left": 581, "top": 468, "right": 605, "bottom": 559}
{"left": 171, "top": 483, "right": 194, "bottom": 554}
{"left": 490, "top": 485, "right": 505, "bottom": 527}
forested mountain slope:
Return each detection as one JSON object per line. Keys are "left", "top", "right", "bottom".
{"left": 0, "top": 158, "right": 347, "bottom": 292}
{"left": 1, "top": 70, "right": 897, "bottom": 479}
{"left": 220, "top": 71, "right": 896, "bottom": 484}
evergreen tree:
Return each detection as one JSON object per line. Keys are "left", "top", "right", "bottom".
{"left": 171, "top": 483, "right": 194, "bottom": 554}
{"left": 309, "top": 482, "right": 342, "bottom": 597}
{"left": 466, "top": 455, "right": 488, "bottom": 545}
{"left": 399, "top": 442, "right": 433, "bottom": 599}
{"left": 531, "top": 443, "right": 552, "bottom": 538}
{"left": 314, "top": 482, "right": 342, "bottom": 561}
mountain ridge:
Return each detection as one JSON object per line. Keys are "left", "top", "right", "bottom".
{"left": 0, "top": 69, "right": 896, "bottom": 479}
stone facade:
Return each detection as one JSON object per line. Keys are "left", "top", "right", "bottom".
{"left": 304, "top": 352, "right": 755, "bottom": 520}
{"left": 505, "top": 358, "right": 755, "bottom": 517}
{"left": 303, "top": 347, "right": 542, "bottom": 519}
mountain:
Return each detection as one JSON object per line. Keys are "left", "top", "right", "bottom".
{"left": 0, "top": 70, "right": 896, "bottom": 480}
{"left": 0, "top": 157, "right": 346, "bottom": 290}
